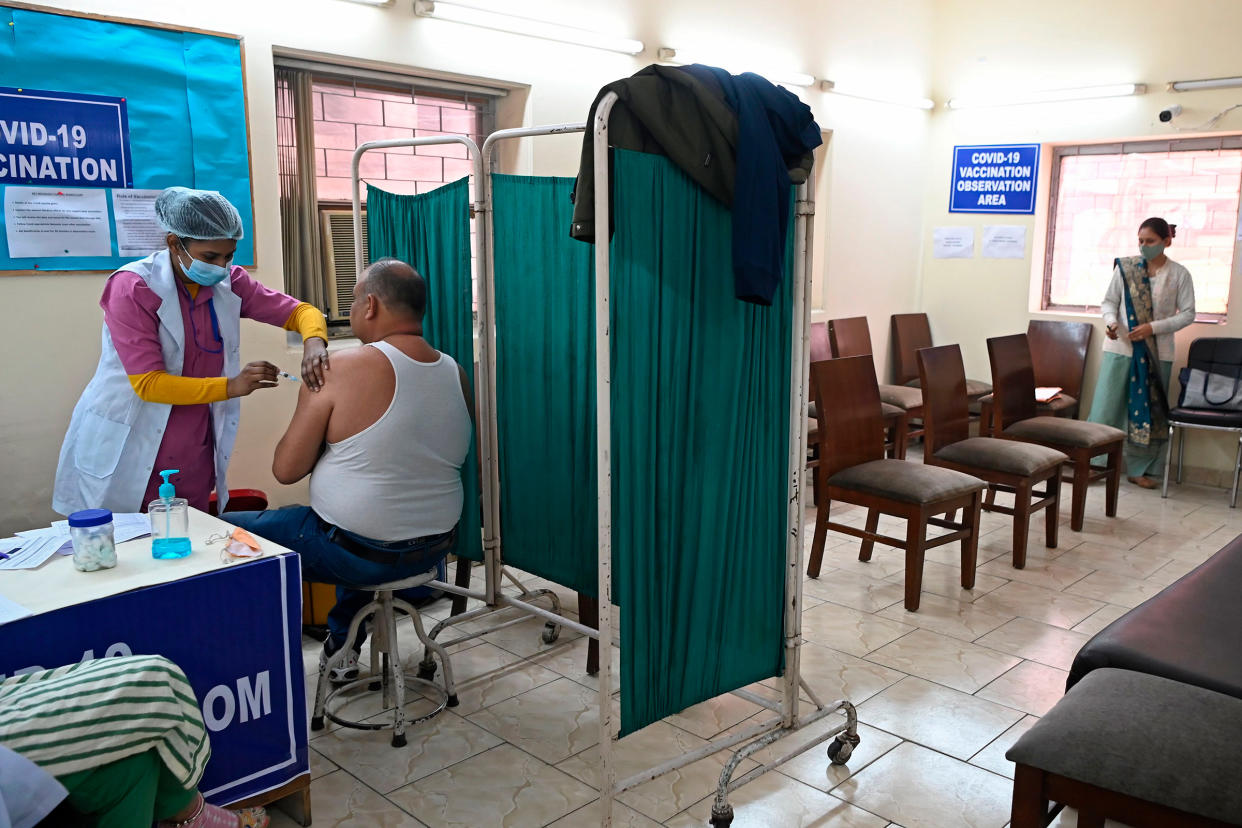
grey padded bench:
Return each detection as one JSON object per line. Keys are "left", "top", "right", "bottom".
{"left": 1007, "top": 668, "right": 1242, "bottom": 827}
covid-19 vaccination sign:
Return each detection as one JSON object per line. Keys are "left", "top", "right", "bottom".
{"left": 950, "top": 143, "right": 1039, "bottom": 214}
{"left": 0, "top": 86, "right": 133, "bottom": 188}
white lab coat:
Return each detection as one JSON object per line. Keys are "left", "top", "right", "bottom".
{"left": 53, "top": 250, "right": 242, "bottom": 516}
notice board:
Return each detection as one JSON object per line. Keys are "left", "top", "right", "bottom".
{"left": 0, "top": 5, "right": 255, "bottom": 270}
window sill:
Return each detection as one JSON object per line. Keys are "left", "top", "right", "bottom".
{"left": 1036, "top": 307, "right": 1226, "bottom": 325}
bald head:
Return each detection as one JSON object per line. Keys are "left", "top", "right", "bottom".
{"left": 358, "top": 258, "right": 427, "bottom": 320}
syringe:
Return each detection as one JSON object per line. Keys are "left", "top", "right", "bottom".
{"left": 278, "top": 371, "right": 301, "bottom": 383}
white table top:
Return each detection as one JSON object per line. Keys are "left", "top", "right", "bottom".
{"left": 0, "top": 508, "right": 294, "bottom": 619}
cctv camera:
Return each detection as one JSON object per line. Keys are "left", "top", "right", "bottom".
{"left": 1159, "top": 105, "right": 1184, "bottom": 123}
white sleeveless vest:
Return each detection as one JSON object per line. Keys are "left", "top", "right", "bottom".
{"left": 52, "top": 250, "right": 242, "bottom": 515}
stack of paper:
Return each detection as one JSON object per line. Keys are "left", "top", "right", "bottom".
{"left": 1035, "top": 387, "right": 1063, "bottom": 403}
{"left": 0, "top": 514, "right": 152, "bottom": 571}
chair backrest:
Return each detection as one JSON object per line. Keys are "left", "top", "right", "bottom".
{"left": 891, "top": 313, "right": 933, "bottom": 385}
{"left": 1027, "top": 320, "right": 1093, "bottom": 399}
{"left": 987, "top": 333, "right": 1038, "bottom": 429}
{"left": 809, "top": 321, "right": 832, "bottom": 363}
{"left": 917, "top": 344, "right": 970, "bottom": 454}
{"left": 828, "top": 316, "right": 874, "bottom": 358}
{"left": 810, "top": 355, "right": 886, "bottom": 478}
{"left": 1181, "top": 338, "right": 1242, "bottom": 405}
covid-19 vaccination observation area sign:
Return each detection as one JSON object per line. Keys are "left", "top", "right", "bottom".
{"left": 950, "top": 143, "right": 1040, "bottom": 214}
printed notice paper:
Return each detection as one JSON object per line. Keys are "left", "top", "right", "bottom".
{"left": 111, "top": 189, "right": 165, "bottom": 257}
{"left": 933, "top": 226, "right": 974, "bottom": 259}
{"left": 4, "top": 186, "right": 111, "bottom": 258}
{"left": 982, "top": 225, "right": 1027, "bottom": 259}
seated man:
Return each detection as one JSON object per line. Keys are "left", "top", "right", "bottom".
{"left": 228, "top": 258, "right": 473, "bottom": 681}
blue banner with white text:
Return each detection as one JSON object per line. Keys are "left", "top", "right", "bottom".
{"left": 0, "top": 554, "right": 306, "bottom": 805}
{"left": 950, "top": 143, "right": 1040, "bottom": 214}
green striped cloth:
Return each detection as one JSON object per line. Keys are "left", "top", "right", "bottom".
{"left": 0, "top": 655, "right": 210, "bottom": 787}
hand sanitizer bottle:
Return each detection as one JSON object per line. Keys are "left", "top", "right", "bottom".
{"left": 149, "top": 469, "right": 191, "bottom": 559}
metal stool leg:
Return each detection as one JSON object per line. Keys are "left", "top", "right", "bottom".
{"left": 312, "top": 598, "right": 380, "bottom": 731}
{"left": 395, "top": 597, "right": 458, "bottom": 708}
{"left": 383, "top": 592, "right": 408, "bottom": 747}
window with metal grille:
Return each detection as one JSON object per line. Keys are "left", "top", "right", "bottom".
{"left": 275, "top": 62, "right": 495, "bottom": 330}
{"left": 1043, "top": 138, "right": 1242, "bottom": 321}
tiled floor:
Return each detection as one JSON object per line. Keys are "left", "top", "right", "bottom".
{"left": 269, "top": 476, "right": 1238, "bottom": 827}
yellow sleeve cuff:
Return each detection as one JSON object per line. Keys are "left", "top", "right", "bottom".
{"left": 129, "top": 371, "right": 229, "bottom": 405}
{"left": 284, "top": 303, "right": 329, "bottom": 343}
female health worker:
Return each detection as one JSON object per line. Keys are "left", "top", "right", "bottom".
{"left": 1087, "top": 216, "right": 1195, "bottom": 489}
{"left": 54, "top": 187, "right": 330, "bottom": 515}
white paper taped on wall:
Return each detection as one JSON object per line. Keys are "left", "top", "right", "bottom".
{"left": 982, "top": 225, "right": 1027, "bottom": 259}
{"left": 933, "top": 226, "right": 974, "bottom": 258}
{"left": 4, "top": 186, "right": 110, "bottom": 258}
{"left": 111, "top": 189, "right": 165, "bottom": 257}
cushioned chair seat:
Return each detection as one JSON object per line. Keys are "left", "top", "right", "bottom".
{"left": 1068, "top": 535, "right": 1242, "bottom": 699}
{"left": 1007, "top": 668, "right": 1242, "bottom": 825}
{"left": 828, "top": 459, "right": 983, "bottom": 504}
{"left": 906, "top": 377, "right": 993, "bottom": 398}
{"left": 807, "top": 402, "right": 905, "bottom": 420}
{"left": 1004, "top": 416, "right": 1123, "bottom": 449}
{"left": 934, "top": 437, "right": 1067, "bottom": 477}
{"left": 1169, "top": 406, "right": 1242, "bottom": 429}
{"left": 877, "top": 384, "right": 922, "bottom": 410}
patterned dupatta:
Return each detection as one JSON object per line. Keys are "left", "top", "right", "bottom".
{"left": 1115, "top": 255, "right": 1169, "bottom": 447}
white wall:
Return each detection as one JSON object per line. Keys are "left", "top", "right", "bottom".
{"left": 920, "top": 0, "right": 1242, "bottom": 485}
{"left": 0, "top": 0, "right": 935, "bottom": 534}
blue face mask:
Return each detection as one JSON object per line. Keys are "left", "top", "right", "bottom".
{"left": 177, "top": 242, "right": 230, "bottom": 286}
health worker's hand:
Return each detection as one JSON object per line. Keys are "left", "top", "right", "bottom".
{"left": 1105, "top": 324, "right": 1119, "bottom": 341}
{"left": 1128, "top": 322, "right": 1154, "bottom": 342}
{"left": 302, "top": 337, "right": 330, "bottom": 391}
{"left": 227, "top": 361, "right": 280, "bottom": 398}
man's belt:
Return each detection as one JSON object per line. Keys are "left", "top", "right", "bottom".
{"left": 317, "top": 516, "right": 456, "bottom": 565}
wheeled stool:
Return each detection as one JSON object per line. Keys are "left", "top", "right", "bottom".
{"left": 310, "top": 569, "right": 457, "bottom": 747}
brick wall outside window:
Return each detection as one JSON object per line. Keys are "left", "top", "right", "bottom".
{"left": 1046, "top": 147, "right": 1241, "bottom": 317}
{"left": 311, "top": 78, "right": 488, "bottom": 203}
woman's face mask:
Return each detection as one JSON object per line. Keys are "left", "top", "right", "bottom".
{"left": 177, "top": 241, "right": 230, "bottom": 286}
{"left": 1139, "top": 242, "right": 1167, "bottom": 261}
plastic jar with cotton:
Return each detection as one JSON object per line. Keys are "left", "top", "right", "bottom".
{"left": 68, "top": 509, "right": 117, "bottom": 572}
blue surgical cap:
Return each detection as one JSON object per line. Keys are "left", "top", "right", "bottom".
{"left": 154, "top": 187, "right": 245, "bottom": 240}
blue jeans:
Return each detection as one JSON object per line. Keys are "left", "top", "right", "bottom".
{"left": 226, "top": 506, "right": 452, "bottom": 652}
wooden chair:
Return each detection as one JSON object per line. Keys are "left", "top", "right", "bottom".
{"left": 987, "top": 334, "right": 1124, "bottom": 532}
{"left": 829, "top": 316, "right": 921, "bottom": 451}
{"left": 918, "top": 345, "right": 1067, "bottom": 569}
{"left": 809, "top": 319, "right": 907, "bottom": 463}
{"left": 806, "top": 355, "right": 986, "bottom": 611}
{"left": 892, "top": 312, "right": 992, "bottom": 399}
{"left": 980, "top": 320, "right": 1094, "bottom": 436}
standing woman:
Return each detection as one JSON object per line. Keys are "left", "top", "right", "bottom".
{"left": 1087, "top": 217, "right": 1195, "bottom": 488}
{"left": 54, "top": 187, "right": 330, "bottom": 515}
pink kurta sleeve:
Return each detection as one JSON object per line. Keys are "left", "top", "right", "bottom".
{"left": 100, "top": 271, "right": 168, "bottom": 376}
{"left": 229, "top": 267, "right": 301, "bottom": 327}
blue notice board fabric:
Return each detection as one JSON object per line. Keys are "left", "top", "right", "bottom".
{"left": 949, "top": 143, "right": 1040, "bottom": 214}
{"left": 0, "top": 6, "right": 255, "bottom": 269}
{"left": 0, "top": 554, "right": 307, "bottom": 805}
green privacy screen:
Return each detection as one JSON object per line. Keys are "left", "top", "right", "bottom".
{"left": 493, "top": 174, "right": 599, "bottom": 596}
{"left": 492, "top": 151, "right": 792, "bottom": 735}
{"left": 366, "top": 179, "right": 482, "bottom": 562}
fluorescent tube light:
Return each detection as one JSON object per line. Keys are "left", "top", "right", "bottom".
{"left": 414, "top": 1, "right": 644, "bottom": 55}
{"left": 1169, "top": 76, "right": 1242, "bottom": 92}
{"left": 656, "top": 47, "right": 816, "bottom": 88}
{"left": 335, "top": 0, "right": 394, "bottom": 5}
{"left": 947, "top": 83, "right": 1145, "bottom": 109}
{"left": 820, "top": 80, "right": 934, "bottom": 110}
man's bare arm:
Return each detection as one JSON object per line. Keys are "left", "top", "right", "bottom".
{"left": 273, "top": 380, "right": 334, "bottom": 484}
